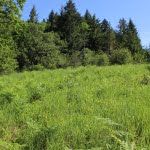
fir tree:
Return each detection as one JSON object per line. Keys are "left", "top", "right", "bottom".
{"left": 116, "top": 18, "right": 128, "bottom": 48}
{"left": 28, "top": 5, "right": 38, "bottom": 23}
{"left": 45, "top": 10, "right": 58, "bottom": 32}
{"left": 84, "top": 13, "right": 102, "bottom": 51}
{"left": 101, "top": 19, "right": 110, "bottom": 33}
{"left": 126, "top": 19, "right": 142, "bottom": 54}
{"left": 57, "top": 0, "right": 82, "bottom": 51}
{"left": 101, "top": 19, "right": 116, "bottom": 53}
{"left": 84, "top": 10, "right": 92, "bottom": 25}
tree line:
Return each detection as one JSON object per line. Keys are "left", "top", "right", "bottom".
{"left": 0, "top": 0, "right": 150, "bottom": 74}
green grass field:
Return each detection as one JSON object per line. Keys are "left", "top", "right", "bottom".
{"left": 0, "top": 64, "right": 150, "bottom": 150}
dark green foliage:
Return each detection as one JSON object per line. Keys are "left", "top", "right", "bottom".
{"left": 111, "top": 48, "right": 133, "bottom": 65}
{"left": 116, "top": 18, "right": 128, "bottom": 48}
{"left": 85, "top": 14, "right": 102, "bottom": 52}
{"left": 0, "top": 0, "right": 148, "bottom": 74}
{"left": 116, "top": 19, "right": 142, "bottom": 55}
{"left": 101, "top": 19, "right": 110, "bottom": 33}
{"left": 57, "top": 0, "right": 82, "bottom": 51}
{"left": 45, "top": 10, "right": 59, "bottom": 32}
{"left": 126, "top": 19, "right": 142, "bottom": 54}
{"left": 15, "top": 23, "right": 67, "bottom": 70}
{"left": 146, "top": 51, "right": 150, "bottom": 63}
{"left": 101, "top": 19, "right": 116, "bottom": 53}
{"left": 28, "top": 5, "right": 38, "bottom": 23}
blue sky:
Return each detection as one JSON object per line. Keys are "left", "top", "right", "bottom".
{"left": 22, "top": 0, "right": 150, "bottom": 47}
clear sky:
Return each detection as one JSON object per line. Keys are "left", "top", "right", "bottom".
{"left": 22, "top": 0, "right": 150, "bottom": 47}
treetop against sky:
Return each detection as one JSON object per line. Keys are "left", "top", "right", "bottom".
{"left": 21, "top": 0, "right": 150, "bottom": 47}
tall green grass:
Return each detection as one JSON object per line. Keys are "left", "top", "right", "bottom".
{"left": 0, "top": 64, "right": 150, "bottom": 149}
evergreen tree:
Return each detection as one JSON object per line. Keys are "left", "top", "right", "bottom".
{"left": 108, "top": 29, "right": 116, "bottom": 52}
{"left": 81, "top": 21, "right": 90, "bottom": 49}
{"left": 101, "top": 19, "right": 110, "bottom": 32}
{"left": 57, "top": 0, "right": 82, "bottom": 52}
{"left": 116, "top": 18, "right": 128, "bottom": 48}
{"left": 45, "top": 10, "right": 58, "bottom": 32}
{"left": 28, "top": 5, "right": 38, "bottom": 23}
{"left": 84, "top": 10, "right": 92, "bottom": 25}
{"left": 126, "top": 19, "right": 142, "bottom": 54}
{"left": 101, "top": 19, "right": 116, "bottom": 53}
{"left": 118, "top": 18, "right": 127, "bottom": 35}
{"left": 84, "top": 13, "right": 102, "bottom": 52}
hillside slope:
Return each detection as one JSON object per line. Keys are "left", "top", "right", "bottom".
{"left": 0, "top": 64, "right": 150, "bottom": 149}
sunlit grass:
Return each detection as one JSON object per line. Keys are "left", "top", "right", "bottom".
{"left": 0, "top": 64, "right": 150, "bottom": 149}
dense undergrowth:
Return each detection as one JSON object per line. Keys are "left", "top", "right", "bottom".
{"left": 0, "top": 64, "right": 150, "bottom": 150}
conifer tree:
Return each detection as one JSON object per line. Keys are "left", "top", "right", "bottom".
{"left": 101, "top": 19, "right": 116, "bottom": 53}
{"left": 28, "top": 5, "right": 38, "bottom": 23}
{"left": 84, "top": 13, "right": 102, "bottom": 51}
{"left": 84, "top": 10, "right": 92, "bottom": 25}
{"left": 45, "top": 10, "right": 58, "bottom": 32}
{"left": 126, "top": 19, "right": 142, "bottom": 54}
{"left": 57, "top": 0, "right": 82, "bottom": 52}
{"left": 101, "top": 19, "right": 110, "bottom": 32}
{"left": 116, "top": 18, "right": 128, "bottom": 48}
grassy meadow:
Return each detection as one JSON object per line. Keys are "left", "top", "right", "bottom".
{"left": 0, "top": 64, "right": 150, "bottom": 150}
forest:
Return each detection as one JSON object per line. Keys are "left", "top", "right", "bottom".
{"left": 0, "top": 0, "right": 150, "bottom": 74}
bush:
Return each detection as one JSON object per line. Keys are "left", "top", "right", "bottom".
{"left": 82, "top": 48, "right": 94, "bottom": 66}
{"left": 111, "top": 48, "right": 132, "bottom": 65}
{"left": 69, "top": 51, "right": 82, "bottom": 67}
{"left": 94, "top": 53, "right": 110, "bottom": 66}
{"left": 82, "top": 49, "right": 109, "bottom": 66}
{"left": 57, "top": 54, "right": 69, "bottom": 68}
{"left": 28, "top": 64, "right": 45, "bottom": 71}
{"left": 133, "top": 52, "right": 146, "bottom": 64}
{"left": 145, "top": 51, "right": 150, "bottom": 63}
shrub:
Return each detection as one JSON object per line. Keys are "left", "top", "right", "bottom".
{"left": 94, "top": 53, "right": 110, "bottom": 66}
{"left": 57, "top": 54, "right": 69, "bottom": 68}
{"left": 82, "top": 48, "right": 94, "bottom": 66}
{"left": 111, "top": 48, "right": 132, "bottom": 65}
{"left": 133, "top": 52, "right": 146, "bottom": 64}
{"left": 146, "top": 51, "right": 150, "bottom": 63}
{"left": 69, "top": 51, "right": 82, "bottom": 67}
{"left": 28, "top": 64, "right": 45, "bottom": 71}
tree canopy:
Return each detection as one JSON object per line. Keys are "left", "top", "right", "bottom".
{"left": 0, "top": 0, "right": 148, "bottom": 74}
